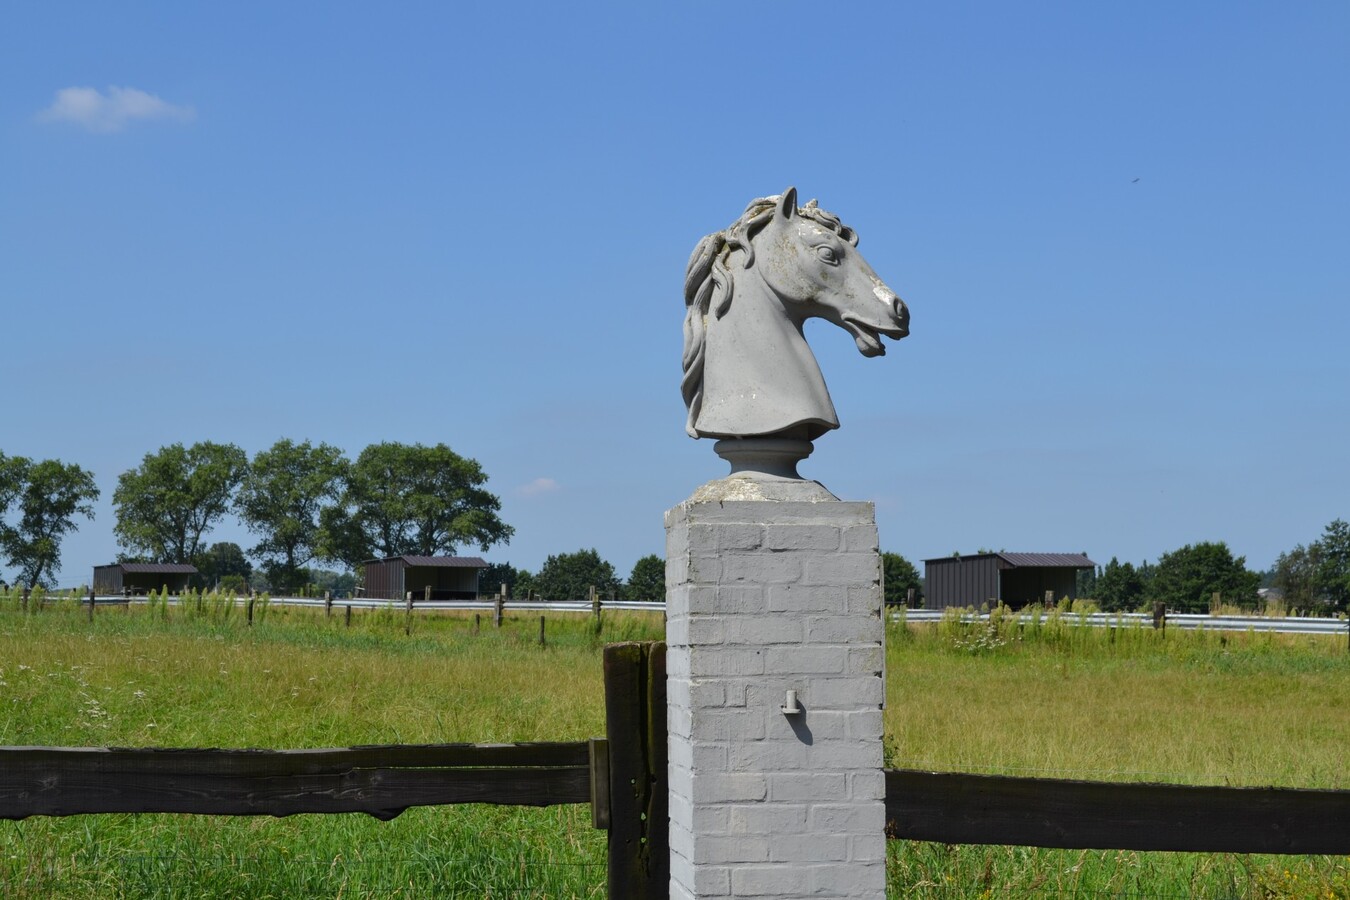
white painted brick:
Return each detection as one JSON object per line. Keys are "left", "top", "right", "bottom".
{"left": 686, "top": 617, "right": 726, "bottom": 644}
{"left": 846, "top": 710, "right": 885, "bottom": 742}
{"left": 849, "top": 832, "right": 888, "bottom": 863}
{"left": 688, "top": 679, "right": 725, "bottom": 707}
{"left": 810, "top": 862, "right": 885, "bottom": 895}
{"left": 721, "top": 551, "right": 803, "bottom": 584}
{"left": 766, "top": 771, "right": 846, "bottom": 802}
{"left": 770, "top": 832, "right": 849, "bottom": 862}
{"left": 689, "top": 645, "right": 763, "bottom": 677}
{"left": 809, "top": 803, "right": 887, "bottom": 834}
{"left": 762, "top": 523, "right": 841, "bottom": 551}
{"left": 723, "top": 615, "right": 804, "bottom": 645}
{"left": 847, "top": 769, "right": 886, "bottom": 802}
{"left": 847, "top": 645, "right": 885, "bottom": 673}
{"left": 730, "top": 865, "right": 811, "bottom": 897}
{"left": 727, "top": 739, "right": 810, "bottom": 771}
{"left": 807, "top": 614, "right": 883, "bottom": 644}
{"left": 766, "top": 584, "right": 850, "bottom": 614}
{"left": 765, "top": 646, "right": 846, "bottom": 675}
{"left": 802, "top": 676, "right": 885, "bottom": 708}
{"left": 692, "top": 834, "right": 771, "bottom": 864}
{"left": 690, "top": 708, "right": 765, "bottom": 742}
{"left": 803, "top": 553, "right": 881, "bottom": 586}
{"left": 728, "top": 802, "right": 809, "bottom": 834}
{"left": 692, "top": 772, "right": 767, "bottom": 802}
{"left": 841, "top": 523, "right": 880, "bottom": 553}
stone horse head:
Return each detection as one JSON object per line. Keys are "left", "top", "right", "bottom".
{"left": 682, "top": 188, "right": 908, "bottom": 461}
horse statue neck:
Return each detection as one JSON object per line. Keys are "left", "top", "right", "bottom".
{"left": 694, "top": 256, "right": 839, "bottom": 441}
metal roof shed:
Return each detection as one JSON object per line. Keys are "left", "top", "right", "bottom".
{"left": 923, "top": 553, "right": 1095, "bottom": 610}
{"left": 93, "top": 563, "right": 198, "bottom": 595}
{"left": 361, "top": 555, "right": 488, "bottom": 601}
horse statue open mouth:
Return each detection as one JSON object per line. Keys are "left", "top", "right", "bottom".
{"left": 682, "top": 188, "right": 908, "bottom": 480}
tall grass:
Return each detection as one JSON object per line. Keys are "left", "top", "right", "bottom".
{"left": 1, "top": 591, "right": 1348, "bottom": 897}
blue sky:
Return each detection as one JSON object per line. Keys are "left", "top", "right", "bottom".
{"left": 2, "top": 2, "right": 1347, "bottom": 588}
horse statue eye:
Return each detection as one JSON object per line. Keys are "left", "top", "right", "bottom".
{"left": 816, "top": 246, "right": 840, "bottom": 265}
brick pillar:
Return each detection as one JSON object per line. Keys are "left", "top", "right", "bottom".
{"left": 665, "top": 497, "right": 886, "bottom": 899}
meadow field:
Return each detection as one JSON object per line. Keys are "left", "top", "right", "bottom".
{"left": 0, "top": 591, "right": 1346, "bottom": 898}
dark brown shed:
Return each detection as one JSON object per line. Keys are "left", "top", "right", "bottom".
{"left": 93, "top": 563, "right": 198, "bottom": 595}
{"left": 360, "top": 556, "right": 488, "bottom": 601}
{"left": 923, "top": 553, "right": 1095, "bottom": 610}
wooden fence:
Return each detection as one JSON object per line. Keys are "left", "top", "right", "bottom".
{"left": 2, "top": 639, "right": 1348, "bottom": 898}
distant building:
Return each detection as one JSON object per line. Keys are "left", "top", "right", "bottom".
{"left": 360, "top": 555, "right": 488, "bottom": 601}
{"left": 923, "top": 553, "right": 1096, "bottom": 610}
{"left": 93, "top": 563, "right": 198, "bottom": 595}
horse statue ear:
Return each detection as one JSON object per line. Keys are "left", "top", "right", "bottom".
{"left": 777, "top": 187, "right": 798, "bottom": 221}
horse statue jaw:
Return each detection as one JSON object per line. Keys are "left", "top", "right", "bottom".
{"left": 682, "top": 188, "right": 908, "bottom": 483}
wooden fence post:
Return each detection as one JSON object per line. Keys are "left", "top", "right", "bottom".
{"left": 1211, "top": 591, "right": 1222, "bottom": 613}
{"left": 603, "top": 641, "right": 668, "bottom": 899}
{"left": 405, "top": 591, "right": 413, "bottom": 636}
{"left": 494, "top": 585, "right": 504, "bottom": 629}
{"left": 345, "top": 604, "right": 352, "bottom": 628}
{"left": 474, "top": 613, "right": 481, "bottom": 634}
{"left": 247, "top": 592, "right": 255, "bottom": 627}
{"left": 21, "top": 587, "right": 28, "bottom": 613}
{"left": 324, "top": 591, "right": 332, "bottom": 619}
{"left": 591, "top": 585, "right": 601, "bottom": 634}
{"left": 1045, "top": 589, "right": 1055, "bottom": 607}
{"left": 1153, "top": 601, "right": 1166, "bottom": 631}
{"left": 424, "top": 585, "right": 432, "bottom": 604}
{"left": 906, "top": 587, "right": 915, "bottom": 607}
{"left": 539, "top": 615, "right": 546, "bottom": 647}
{"left": 88, "top": 587, "right": 95, "bottom": 622}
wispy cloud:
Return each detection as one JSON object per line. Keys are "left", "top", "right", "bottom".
{"left": 38, "top": 86, "right": 195, "bottom": 133}
{"left": 516, "top": 477, "right": 560, "bottom": 498}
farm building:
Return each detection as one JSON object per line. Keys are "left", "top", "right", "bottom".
{"left": 923, "top": 553, "right": 1096, "bottom": 610}
{"left": 93, "top": 563, "right": 198, "bottom": 595}
{"left": 361, "top": 555, "right": 488, "bottom": 601}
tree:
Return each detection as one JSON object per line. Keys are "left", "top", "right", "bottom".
{"left": 1147, "top": 542, "right": 1260, "bottom": 613}
{"left": 1314, "top": 519, "right": 1350, "bottom": 613}
{"left": 626, "top": 554, "right": 665, "bottom": 602}
{"left": 533, "top": 549, "right": 619, "bottom": 601}
{"left": 321, "top": 442, "right": 513, "bottom": 568}
{"left": 1095, "top": 557, "right": 1147, "bottom": 612}
{"left": 881, "top": 552, "right": 922, "bottom": 606}
{"left": 1272, "top": 543, "right": 1323, "bottom": 612}
{"left": 193, "top": 541, "right": 253, "bottom": 591}
{"left": 113, "top": 441, "right": 247, "bottom": 564}
{"left": 478, "top": 562, "right": 538, "bottom": 599}
{"left": 235, "top": 439, "right": 347, "bottom": 594}
{"left": 0, "top": 458, "right": 99, "bottom": 588}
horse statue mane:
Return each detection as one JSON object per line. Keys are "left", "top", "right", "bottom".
{"left": 681, "top": 188, "right": 908, "bottom": 461}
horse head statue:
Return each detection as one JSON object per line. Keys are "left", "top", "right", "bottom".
{"left": 682, "top": 188, "right": 908, "bottom": 478}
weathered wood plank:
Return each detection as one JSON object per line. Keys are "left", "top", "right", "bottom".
{"left": 886, "top": 769, "right": 1350, "bottom": 855}
{"left": 1, "top": 765, "right": 590, "bottom": 821}
{"left": 604, "top": 641, "right": 668, "bottom": 900}
{"left": 0, "top": 741, "right": 589, "bottom": 777}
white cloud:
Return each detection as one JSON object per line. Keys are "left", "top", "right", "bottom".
{"left": 516, "top": 477, "right": 560, "bottom": 498}
{"left": 38, "top": 86, "right": 195, "bottom": 133}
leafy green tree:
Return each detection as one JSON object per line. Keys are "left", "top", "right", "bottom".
{"left": 534, "top": 549, "right": 619, "bottom": 602}
{"left": 881, "top": 552, "right": 922, "bottom": 606}
{"left": 1147, "top": 542, "right": 1260, "bottom": 612}
{"left": 1314, "top": 519, "right": 1350, "bottom": 613}
{"left": 193, "top": 541, "right": 253, "bottom": 590}
{"left": 1095, "top": 557, "right": 1148, "bottom": 611}
{"left": 113, "top": 441, "right": 247, "bottom": 564}
{"left": 235, "top": 439, "right": 347, "bottom": 594}
{"left": 1272, "top": 543, "right": 1323, "bottom": 612}
{"left": 320, "top": 442, "right": 513, "bottom": 568}
{"left": 478, "top": 562, "right": 531, "bottom": 598}
{"left": 626, "top": 554, "right": 665, "bottom": 602}
{"left": 1, "top": 458, "right": 99, "bottom": 588}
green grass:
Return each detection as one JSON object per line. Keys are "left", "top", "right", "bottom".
{"left": 1, "top": 593, "right": 1348, "bottom": 897}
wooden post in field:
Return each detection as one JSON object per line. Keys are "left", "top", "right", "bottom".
{"left": 590, "top": 585, "right": 601, "bottom": 635}
{"left": 1045, "top": 589, "right": 1054, "bottom": 607}
{"left": 424, "top": 584, "right": 431, "bottom": 604}
{"left": 1153, "top": 601, "right": 1166, "bottom": 630}
{"left": 906, "top": 587, "right": 916, "bottom": 607}
{"left": 603, "top": 642, "right": 668, "bottom": 900}
{"left": 405, "top": 591, "right": 413, "bottom": 636}
{"left": 494, "top": 584, "right": 505, "bottom": 629}
{"left": 247, "top": 592, "right": 255, "bottom": 626}
{"left": 88, "top": 587, "right": 95, "bottom": 622}
{"left": 324, "top": 591, "right": 332, "bottom": 619}
{"left": 20, "top": 587, "right": 28, "bottom": 613}
{"left": 345, "top": 604, "right": 352, "bottom": 628}
{"left": 539, "top": 615, "right": 546, "bottom": 647}
{"left": 1211, "top": 591, "right": 1221, "bottom": 613}
{"left": 474, "top": 612, "right": 481, "bottom": 634}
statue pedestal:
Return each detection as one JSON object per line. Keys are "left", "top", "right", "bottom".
{"left": 664, "top": 484, "right": 886, "bottom": 899}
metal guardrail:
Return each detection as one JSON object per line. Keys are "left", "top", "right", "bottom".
{"left": 896, "top": 608, "right": 1349, "bottom": 636}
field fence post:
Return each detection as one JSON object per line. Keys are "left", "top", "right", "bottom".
{"left": 1211, "top": 591, "right": 1221, "bottom": 613}
{"left": 474, "top": 612, "right": 481, "bottom": 634}
{"left": 345, "top": 604, "right": 352, "bottom": 628}
{"left": 494, "top": 585, "right": 504, "bottom": 629}
{"left": 424, "top": 584, "right": 431, "bottom": 604}
{"left": 88, "top": 587, "right": 95, "bottom": 622}
{"left": 1153, "top": 601, "right": 1166, "bottom": 630}
{"left": 247, "top": 591, "right": 255, "bottom": 627}
{"left": 20, "top": 587, "right": 28, "bottom": 613}
{"left": 591, "top": 585, "right": 602, "bottom": 635}
{"left": 539, "top": 615, "right": 546, "bottom": 647}
{"left": 603, "top": 641, "right": 668, "bottom": 899}
{"left": 325, "top": 591, "right": 332, "bottom": 619}
{"left": 1045, "top": 589, "right": 1054, "bottom": 607}
{"left": 405, "top": 591, "right": 413, "bottom": 636}
{"left": 907, "top": 586, "right": 915, "bottom": 607}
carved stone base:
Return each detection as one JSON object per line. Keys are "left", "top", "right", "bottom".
{"left": 713, "top": 437, "right": 813, "bottom": 480}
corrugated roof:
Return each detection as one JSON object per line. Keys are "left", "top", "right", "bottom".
{"left": 997, "top": 553, "right": 1095, "bottom": 568}
{"left": 109, "top": 563, "right": 199, "bottom": 574}
{"left": 365, "top": 555, "right": 489, "bottom": 568}
{"left": 924, "top": 553, "right": 1095, "bottom": 568}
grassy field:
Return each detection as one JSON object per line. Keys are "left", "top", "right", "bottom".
{"left": 1, "top": 591, "right": 1347, "bottom": 898}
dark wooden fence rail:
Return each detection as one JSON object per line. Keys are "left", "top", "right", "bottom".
{"left": 885, "top": 769, "right": 1350, "bottom": 855}
{"left": 0, "top": 742, "right": 593, "bottom": 821}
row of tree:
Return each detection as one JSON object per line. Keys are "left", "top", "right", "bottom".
{"left": 1073, "top": 522, "right": 1350, "bottom": 615}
